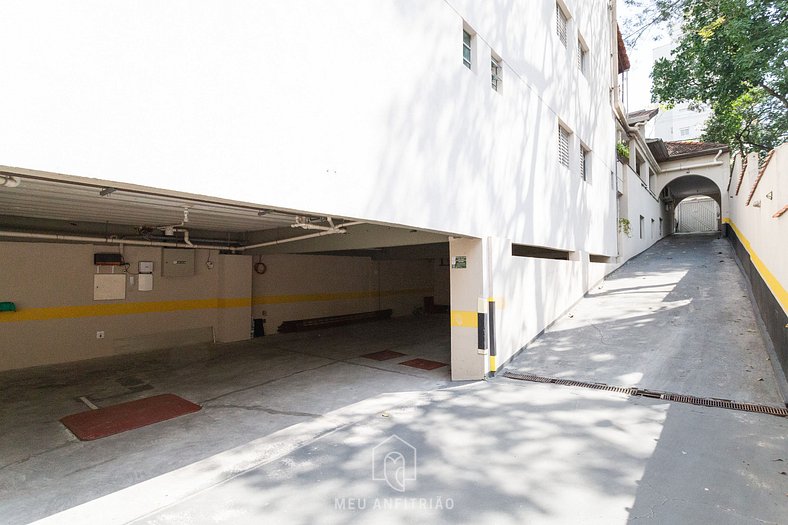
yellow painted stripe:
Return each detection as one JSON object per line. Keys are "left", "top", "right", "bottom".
{"left": 252, "top": 288, "right": 432, "bottom": 305}
{"left": 0, "top": 287, "right": 433, "bottom": 323}
{"left": 489, "top": 355, "right": 497, "bottom": 371}
{"left": 723, "top": 218, "right": 788, "bottom": 312}
{"left": 0, "top": 297, "right": 253, "bottom": 323}
{"left": 450, "top": 310, "right": 478, "bottom": 328}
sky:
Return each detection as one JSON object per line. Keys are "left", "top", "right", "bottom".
{"left": 617, "top": 2, "right": 671, "bottom": 111}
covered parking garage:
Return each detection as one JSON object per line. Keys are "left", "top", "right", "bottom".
{"left": 0, "top": 169, "right": 453, "bottom": 371}
{"left": 0, "top": 169, "right": 458, "bottom": 523}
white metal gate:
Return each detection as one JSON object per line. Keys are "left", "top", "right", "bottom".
{"left": 676, "top": 197, "right": 719, "bottom": 232}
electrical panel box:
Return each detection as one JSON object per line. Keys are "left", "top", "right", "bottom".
{"left": 138, "top": 273, "right": 154, "bottom": 291}
{"left": 94, "top": 274, "right": 126, "bottom": 300}
{"left": 162, "top": 249, "right": 194, "bottom": 277}
{"left": 139, "top": 261, "right": 154, "bottom": 274}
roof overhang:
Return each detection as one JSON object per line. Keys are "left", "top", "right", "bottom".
{"left": 617, "top": 25, "right": 630, "bottom": 74}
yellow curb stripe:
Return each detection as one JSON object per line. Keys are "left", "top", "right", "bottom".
{"left": 0, "top": 287, "right": 434, "bottom": 323}
{"left": 723, "top": 218, "right": 787, "bottom": 312}
{"left": 489, "top": 355, "right": 497, "bottom": 371}
{"left": 450, "top": 310, "right": 478, "bottom": 328}
{"left": 0, "top": 298, "right": 253, "bottom": 323}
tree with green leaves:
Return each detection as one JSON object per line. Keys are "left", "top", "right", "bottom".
{"left": 624, "top": 0, "right": 787, "bottom": 154}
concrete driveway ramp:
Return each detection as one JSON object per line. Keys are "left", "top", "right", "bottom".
{"left": 507, "top": 234, "right": 786, "bottom": 406}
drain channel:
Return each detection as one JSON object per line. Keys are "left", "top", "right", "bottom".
{"left": 503, "top": 371, "right": 788, "bottom": 418}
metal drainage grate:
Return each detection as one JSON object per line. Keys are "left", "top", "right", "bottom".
{"left": 504, "top": 372, "right": 638, "bottom": 395}
{"left": 502, "top": 371, "right": 788, "bottom": 418}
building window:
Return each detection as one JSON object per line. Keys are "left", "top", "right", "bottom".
{"left": 578, "top": 39, "right": 587, "bottom": 75}
{"left": 463, "top": 30, "right": 472, "bottom": 69}
{"left": 639, "top": 215, "right": 645, "bottom": 239}
{"left": 580, "top": 145, "right": 590, "bottom": 181}
{"left": 556, "top": 4, "right": 568, "bottom": 48}
{"left": 680, "top": 127, "right": 690, "bottom": 137}
{"left": 491, "top": 55, "right": 502, "bottom": 92}
{"left": 558, "top": 126, "right": 570, "bottom": 168}
{"left": 651, "top": 218, "right": 655, "bottom": 239}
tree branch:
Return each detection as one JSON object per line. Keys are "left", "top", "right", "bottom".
{"left": 758, "top": 83, "right": 788, "bottom": 109}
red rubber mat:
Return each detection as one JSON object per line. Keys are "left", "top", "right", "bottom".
{"left": 361, "top": 350, "right": 407, "bottom": 361}
{"left": 60, "top": 394, "right": 201, "bottom": 441}
{"left": 399, "top": 358, "right": 448, "bottom": 370}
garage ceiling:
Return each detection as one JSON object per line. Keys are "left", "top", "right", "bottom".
{"left": 0, "top": 169, "right": 450, "bottom": 253}
{"left": 0, "top": 175, "right": 300, "bottom": 233}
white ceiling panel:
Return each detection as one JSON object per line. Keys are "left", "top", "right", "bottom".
{"left": 0, "top": 176, "right": 299, "bottom": 232}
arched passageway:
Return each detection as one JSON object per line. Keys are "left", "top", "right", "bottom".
{"left": 658, "top": 174, "right": 725, "bottom": 233}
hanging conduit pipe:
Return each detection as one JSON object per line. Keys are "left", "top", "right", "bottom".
{"left": 290, "top": 216, "right": 342, "bottom": 232}
{"left": 180, "top": 229, "right": 194, "bottom": 247}
{"left": 240, "top": 221, "right": 365, "bottom": 250}
{"left": 0, "top": 221, "right": 365, "bottom": 252}
{"left": 0, "top": 231, "right": 239, "bottom": 251}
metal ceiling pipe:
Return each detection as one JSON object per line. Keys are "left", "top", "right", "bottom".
{"left": 0, "top": 230, "right": 239, "bottom": 251}
{"left": 0, "top": 222, "right": 366, "bottom": 251}
{"left": 240, "top": 222, "right": 364, "bottom": 250}
{"left": 290, "top": 215, "right": 339, "bottom": 231}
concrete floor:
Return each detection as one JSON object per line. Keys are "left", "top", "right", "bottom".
{"left": 0, "top": 315, "right": 451, "bottom": 524}
{"left": 508, "top": 233, "right": 787, "bottom": 405}
{"left": 5, "top": 233, "right": 788, "bottom": 524}
{"left": 35, "top": 379, "right": 788, "bottom": 525}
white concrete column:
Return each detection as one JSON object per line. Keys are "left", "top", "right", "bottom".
{"left": 449, "top": 237, "right": 487, "bottom": 380}
{"left": 216, "top": 253, "right": 253, "bottom": 343}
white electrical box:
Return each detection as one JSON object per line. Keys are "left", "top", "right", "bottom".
{"left": 162, "top": 249, "right": 194, "bottom": 277}
{"left": 138, "top": 273, "right": 154, "bottom": 291}
{"left": 94, "top": 274, "right": 126, "bottom": 300}
{"left": 139, "top": 261, "right": 154, "bottom": 274}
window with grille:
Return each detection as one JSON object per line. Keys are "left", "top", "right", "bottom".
{"left": 491, "top": 56, "right": 502, "bottom": 92}
{"left": 558, "top": 126, "right": 570, "bottom": 167}
{"left": 580, "top": 145, "right": 589, "bottom": 181}
{"left": 463, "top": 30, "right": 472, "bottom": 69}
{"left": 578, "top": 40, "right": 587, "bottom": 74}
{"left": 556, "top": 4, "right": 568, "bottom": 47}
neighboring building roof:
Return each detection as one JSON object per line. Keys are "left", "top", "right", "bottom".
{"left": 646, "top": 139, "right": 729, "bottom": 162}
{"left": 628, "top": 108, "right": 659, "bottom": 125}
{"left": 646, "top": 138, "right": 670, "bottom": 162}
{"left": 665, "top": 141, "right": 729, "bottom": 158}
{"left": 617, "top": 25, "right": 630, "bottom": 73}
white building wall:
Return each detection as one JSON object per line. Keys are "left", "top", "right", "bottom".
{"left": 728, "top": 146, "right": 788, "bottom": 309}
{"left": 617, "top": 162, "right": 668, "bottom": 261}
{"left": 0, "top": 0, "right": 618, "bottom": 256}
{"left": 489, "top": 237, "right": 614, "bottom": 367}
{"left": 652, "top": 104, "right": 711, "bottom": 141}
{"left": 0, "top": 1, "right": 638, "bottom": 376}
{"left": 650, "top": 42, "right": 711, "bottom": 141}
